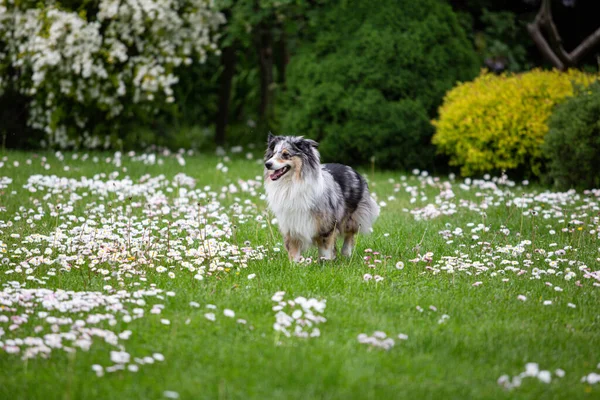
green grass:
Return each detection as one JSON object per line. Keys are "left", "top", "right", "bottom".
{"left": 0, "top": 150, "right": 599, "bottom": 400}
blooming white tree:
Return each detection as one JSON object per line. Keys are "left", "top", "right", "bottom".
{"left": 0, "top": 0, "right": 225, "bottom": 148}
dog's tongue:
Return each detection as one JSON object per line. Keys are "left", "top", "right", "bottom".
{"left": 270, "top": 168, "right": 286, "bottom": 181}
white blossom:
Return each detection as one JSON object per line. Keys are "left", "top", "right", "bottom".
{"left": 0, "top": 1, "right": 225, "bottom": 147}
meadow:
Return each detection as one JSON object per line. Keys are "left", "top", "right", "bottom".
{"left": 0, "top": 148, "right": 599, "bottom": 400}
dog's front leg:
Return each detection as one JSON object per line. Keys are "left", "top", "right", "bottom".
{"left": 284, "top": 234, "right": 303, "bottom": 262}
{"left": 317, "top": 233, "right": 336, "bottom": 260}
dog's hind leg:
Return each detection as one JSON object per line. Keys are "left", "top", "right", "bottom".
{"left": 341, "top": 217, "right": 358, "bottom": 257}
{"left": 285, "top": 234, "right": 303, "bottom": 262}
{"left": 317, "top": 233, "right": 337, "bottom": 260}
{"left": 341, "top": 233, "right": 355, "bottom": 257}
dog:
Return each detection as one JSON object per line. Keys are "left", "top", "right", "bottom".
{"left": 263, "top": 133, "right": 380, "bottom": 262}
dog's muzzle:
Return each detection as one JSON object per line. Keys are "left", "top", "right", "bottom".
{"left": 269, "top": 165, "right": 291, "bottom": 181}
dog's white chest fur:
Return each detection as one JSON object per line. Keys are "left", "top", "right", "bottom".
{"left": 265, "top": 178, "right": 322, "bottom": 247}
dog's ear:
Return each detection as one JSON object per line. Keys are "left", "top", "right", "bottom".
{"left": 267, "top": 132, "right": 280, "bottom": 147}
{"left": 295, "top": 138, "right": 319, "bottom": 153}
{"left": 304, "top": 139, "right": 319, "bottom": 149}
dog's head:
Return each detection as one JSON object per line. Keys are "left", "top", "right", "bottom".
{"left": 264, "top": 133, "right": 320, "bottom": 182}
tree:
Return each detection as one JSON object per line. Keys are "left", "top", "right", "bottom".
{"left": 527, "top": 0, "right": 600, "bottom": 69}
{"left": 213, "top": 0, "right": 321, "bottom": 145}
{"left": 215, "top": 9, "right": 237, "bottom": 146}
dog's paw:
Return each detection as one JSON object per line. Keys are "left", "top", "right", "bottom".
{"left": 341, "top": 247, "right": 353, "bottom": 257}
{"left": 288, "top": 255, "right": 303, "bottom": 263}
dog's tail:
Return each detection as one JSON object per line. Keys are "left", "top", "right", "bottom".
{"left": 355, "top": 191, "right": 380, "bottom": 234}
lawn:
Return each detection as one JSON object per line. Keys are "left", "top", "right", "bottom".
{"left": 0, "top": 148, "right": 599, "bottom": 400}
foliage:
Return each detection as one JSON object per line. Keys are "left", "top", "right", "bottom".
{"left": 432, "top": 69, "right": 596, "bottom": 177}
{"left": 218, "top": 0, "right": 319, "bottom": 47}
{"left": 172, "top": 59, "right": 221, "bottom": 130}
{"left": 543, "top": 82, "right": 600, "bottom": 190}
{"left": 214, "top": 0, "right": 323, "bottom": 131}
{"left": 281, "top": 0, "right": 479, "bottom": 170}
{"left": 476, "top": 9, "right": 530, "bottom": 72}
{"left": 0, "top": 0, "right": 224, "bottom": 148}
{"left": 447, "top": 0, "right": 600, "bottom": 73}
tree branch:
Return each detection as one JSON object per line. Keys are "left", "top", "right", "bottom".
{"left": 528, "top": 0, "right": 600, "bottom": 70}
{"left": 571, "top": 26, "right": 600, "bottom": 63}
{"left": 539, "top": 0, "right": 571, "bottom": 65}
{"left": 527, "top": 21, "right": 565, "bottom": 70}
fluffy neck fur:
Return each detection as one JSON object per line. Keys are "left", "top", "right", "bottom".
{"left": 265, "top": 165, "right": 323, "bottom": 247}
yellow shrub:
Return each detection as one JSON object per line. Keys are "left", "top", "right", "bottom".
{"left": 432, "top": 69, "right": 597, "bottom": 177}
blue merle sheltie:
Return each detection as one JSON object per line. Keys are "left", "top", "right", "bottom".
{"left": 264, "top": 133, "right": 380, "bottom": 262}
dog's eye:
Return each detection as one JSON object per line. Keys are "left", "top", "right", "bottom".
{"left": 281, "top": 151, "right": 290, "bottom": 159}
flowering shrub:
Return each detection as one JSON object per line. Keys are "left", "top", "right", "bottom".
{"left": 432, "top": 69, "right": 597, "bottom": 177}
{"left": 543, "top": 82, "right": 600, "bottom": 190}
{"left": 0, "top": 0, "right": 224, "bottom": 148}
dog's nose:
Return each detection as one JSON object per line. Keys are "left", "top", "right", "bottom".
{"left": 265, "top": 161, "right": 273, "bottom": 169}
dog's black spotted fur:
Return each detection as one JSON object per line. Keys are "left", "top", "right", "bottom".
{"left": 323, "top": 163, "right": 365, "bottom": 214}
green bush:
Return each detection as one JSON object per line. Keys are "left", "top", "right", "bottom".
{"left": 543, "top": 82, "right": 600, "bottom": 190}
{"left": 280, "top": 0, "right": 479, "bottom": 170}
{"left": 477, "top": 9, "right": 530, "bottom": 72}
{"left": 432, "top": 69, "right": 596, "bottom": 177}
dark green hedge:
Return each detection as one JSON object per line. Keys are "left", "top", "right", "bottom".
{"left": 543, "top": 81, "right": 600, "bottom": 190}
{"left": 280, "top": 0, "right": 479, "bottom": 170}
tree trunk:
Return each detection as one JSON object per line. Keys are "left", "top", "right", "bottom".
{"left": 257, "top": 20, "right": 274, "bottom": 121}
{"left": 215, "top": 43, "right": 236, "bottom": 146}
{"left": 275, "top": 29, "right": 289, "bottom": 86}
